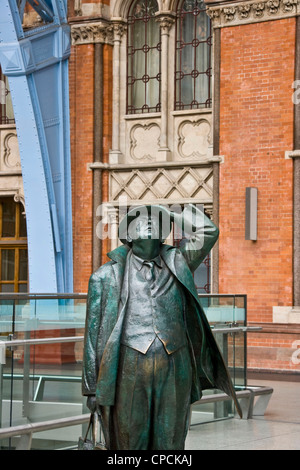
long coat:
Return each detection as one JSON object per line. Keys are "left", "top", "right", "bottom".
{"left": 82, "top": 213, "right": 242, "bottom": 419}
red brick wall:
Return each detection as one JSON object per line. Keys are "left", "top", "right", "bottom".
{"left": 69, "top": 41, "right": 113, "bottom": 291}
{"left": 69, "top": 44, "right": 94, "bottom": 293}
{"left": 247, "top": 325, "right": 300, "bottom": 372}
{"left": 219, "top": 19, "right": 295, "bottom": 324}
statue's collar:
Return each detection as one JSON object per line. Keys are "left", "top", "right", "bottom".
{"left": 107, "top": 245, "right": 130, "bottom": 264}
{"left": 107, "top": 243, "right": 173, "bottom": 265}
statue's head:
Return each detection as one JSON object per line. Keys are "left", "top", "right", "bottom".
{"left": 118, "top": 205, "right": 172, "bottom": 248}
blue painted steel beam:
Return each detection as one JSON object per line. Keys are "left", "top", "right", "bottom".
{"left": 0, "top": 0, "right": 73, "bottom": 293}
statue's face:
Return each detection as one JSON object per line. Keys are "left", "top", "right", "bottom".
{"left": 128, "top": 215, "right": 161, "bottom": 241}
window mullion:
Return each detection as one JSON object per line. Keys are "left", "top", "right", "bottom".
{"left": 0, "top": 202, "right": 2, "bottom": 239}
{"left": 14, "top": 247, "right": 19, "bottom": 293}
{"left": 144, "top": 16, "right": 147, "bottom": 111}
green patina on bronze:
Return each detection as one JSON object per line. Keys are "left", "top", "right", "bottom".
{"left": 82, "top": 204, "right": 242, "bottom": 450}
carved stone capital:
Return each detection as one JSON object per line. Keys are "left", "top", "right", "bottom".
{"left": 155, "top": 12, "right": 176, "bottom": 34}
{"left": 71, "top": 21, "right": 114, "bottom": 45}
{"left": 207, "top": 0, "right": 300, "bottom": 27}
{"left": 111, "top": 19, "right": 127, "bottom": 42}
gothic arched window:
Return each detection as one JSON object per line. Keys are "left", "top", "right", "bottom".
{"left": 127, "top": 0, "right": 161, "bottom": 114}
{"left": 175, "top": 0, "right": 212, "bottom": 110}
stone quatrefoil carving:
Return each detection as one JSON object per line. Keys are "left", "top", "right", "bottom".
{"left": 129, "top": 118, "right": 212, "bottom": 162}
{"left": 2, "top": 132, "right": 21, "bottom": 170}
{"left": 178, "top": 119, "right": 212, "bottom": 160}
{"left": 130, "top": 123, "right": 161, "bottom": 162}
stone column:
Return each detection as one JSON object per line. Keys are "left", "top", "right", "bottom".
{"left": 109, "top": 20, "right": 126, "bottom": 164}
{"left": 156, "top": 13, "right": 175, "bottom": 161}
{"left": 107, "top": 206, "right": 119, "bottom": 251}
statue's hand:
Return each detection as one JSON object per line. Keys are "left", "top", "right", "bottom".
{"left": 86, "top": 395, "right": 97, "bottom": 413}
{"left": 171, "top": 204, "right": 202, "bottom": 234}
{"left": 169, "top": 210, "right": 175, "bottom": 223}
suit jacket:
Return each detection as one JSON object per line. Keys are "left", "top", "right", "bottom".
{"left": 82, "top": 208, "right": 242, "bottom": 417}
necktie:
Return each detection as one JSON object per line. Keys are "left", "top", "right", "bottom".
{"left": 144, "top": 261, "right": 155, "bottom": 281}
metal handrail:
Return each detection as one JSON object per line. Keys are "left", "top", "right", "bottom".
{"left": 0, "top": 326, "right": 261, "bottom": 349}
{"left": 0, "top": 336, "right": 84, "bottom": 348}
{"left": 212, "top": 326, "right": 261, "bottom": 334}
{"left": 0, "top": 293, "right": 247, "bottom": 299}
{"left": 0, "top": 413, "right": 90, "bottom": 440}
{"left": 0, "top": 293, "right": 87, "bottom": 300}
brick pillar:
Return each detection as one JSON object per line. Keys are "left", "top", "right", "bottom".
{"left": 293, "top": 17, "right": 300, "bottom": 307}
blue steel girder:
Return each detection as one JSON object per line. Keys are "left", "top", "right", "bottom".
{"left": 0, "top": 0, "right": 73, "bottom": 293}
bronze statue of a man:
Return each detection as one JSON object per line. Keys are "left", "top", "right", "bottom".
{"left": 82, "top": 204, "right": 241, "bottom": 450}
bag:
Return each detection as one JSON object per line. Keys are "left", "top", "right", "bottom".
{"left": 78, "top": 412, "right": 107, "bottom": 450}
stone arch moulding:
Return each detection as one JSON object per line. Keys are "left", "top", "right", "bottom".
{"left": 111, "top": 0, "right": 177, "bottom": 18}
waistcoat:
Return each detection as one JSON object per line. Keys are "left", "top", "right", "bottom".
{"left": 121, "top": 254, "right": 188, "bottom": 354}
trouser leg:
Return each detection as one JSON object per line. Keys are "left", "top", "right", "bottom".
{"left": 112, "top": 338, "right": 192, "bottom": 450}
{"left": 151, "top": 341, "right": 192, "bottom": 450}
{"left": 112, "top": 344, "right": 153, "bottom": 450}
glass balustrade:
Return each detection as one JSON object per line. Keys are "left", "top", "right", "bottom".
{"left": 0, "top": 293, "right": 247, "bottom": 450}
{"left": 191, "top": 294, "right": 247, "bottom": 426}
{"left": 0, "top": 294, "right": 87, "bottom": 450}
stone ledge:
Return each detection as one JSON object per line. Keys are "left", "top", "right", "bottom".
{"left": 90, "top": 156, "right": 223, "bottom": 171}
{"left": 206, "top": 0, "right": 300, "bottom": 28}
{"left": 285, "top": 150, "right": 300, "bottom": 159}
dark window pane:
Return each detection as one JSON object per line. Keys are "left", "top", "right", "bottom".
{"left": 1, "top": 199, "right": 15, "bottom": 238}
{"left": 18, "top": 283, "right": 28, "bottom": 293}
{"left": 1, "top": 250, "right": 15, "bottom": 281}
{"left": 19, "top": 249, "right": 28, "bottom": 281}
{"left": 1, "top": 284, "right": 15, "bottom": 293}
